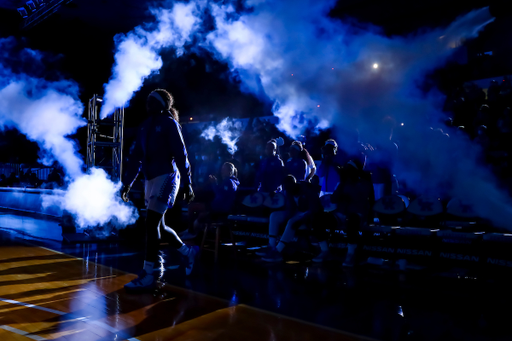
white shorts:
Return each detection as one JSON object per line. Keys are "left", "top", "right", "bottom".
{"left": 145, "top": 172, "right": 180, "bottom": 214}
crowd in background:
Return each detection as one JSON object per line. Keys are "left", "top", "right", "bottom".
{"left": 2, "top": 77, "right": 511, "bottom": 212}
{"left": 0, "top": 166, "right": 64, "bottom": 189}
{"left": 442, "top": 78, "right": 512, "bottom": 187}
{"left": 181, "top": 77, "right": 512, "bottom": 201}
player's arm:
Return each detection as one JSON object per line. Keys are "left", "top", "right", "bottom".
{"left": 168, "top": 118, "right": 194, "bottom": 202}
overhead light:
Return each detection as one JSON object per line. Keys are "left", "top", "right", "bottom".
{"left": 26, "top": 1, "right": 36, "bottom": 11}
{"left": 17, "top": 7, "right": 29, "bottom": 18}
{"left": 373, "top": 63, "right": 379, "bottom": 69}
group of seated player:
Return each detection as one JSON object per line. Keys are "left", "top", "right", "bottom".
{"left": 183, "top": 137, "right": 376, "bottom": 267}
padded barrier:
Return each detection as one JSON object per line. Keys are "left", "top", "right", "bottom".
{"left": 361, "top": 225, "right": 395, "bottom": 234}
{"left": 228, "top": 215, "right": 248, "bottom": 222}
{"left": 437, "top": 230, "right": 481, "bottom": 242}
{"left": 395, "top": 227, "right": 435, "bottom": 237}
{"left": 0, "top": 187, "right": 63, "bottom": 217}
{"left": 482, "top": 233, "right": 512, "bottom": 243}
{"left": 247, "top": 217, "right": 269, "bottom": 224}
{"left": 227, "top": 191, "right": 512, "bottom": 269}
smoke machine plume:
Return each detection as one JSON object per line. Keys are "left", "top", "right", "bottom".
{"left": 0, "top": 37, "right": 138, "bottom": 229}
{"left": 100, "top": 1, "right": 205, "bottom": 118}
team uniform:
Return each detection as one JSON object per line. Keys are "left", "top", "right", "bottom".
{"left": 123, "top": 108, "right": 197, "bottom": 291}
{"left": 125, "top": 113, "right": 192, "bottom": 213}
{"left": 255, "top": 154, "right": 285, "bottom": 193}
{"left": 286, "top": 157, "right": 308, "bottom": 182}
{"left": 316, "top": 159, "right": 342, "bottom": 195}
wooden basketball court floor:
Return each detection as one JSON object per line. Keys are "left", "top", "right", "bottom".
{"left": 0, "top": 243, "right": 374, "bottom": 341}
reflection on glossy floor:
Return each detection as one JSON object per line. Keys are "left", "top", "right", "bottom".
{"left": 0, "top": 244, "right": 370, "bottom": 340}
{"left": 2, "top": 209, "right": 512, "bottom": 340}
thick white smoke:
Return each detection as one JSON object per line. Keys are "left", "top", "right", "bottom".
{"left": 0, "top": 37, "right": 138, "bottom": 229}
{"left": 43, "top": 168, "right": 137, "bottom": 228}
{"left": 100, "top": 1, "right": 205, "bottom": 118}
{"left": 204, "top": 1, "right": 494, "bottom": 138}
{"left": 0, "top": 79, "right": 85, "bottom": 178}
{"left": 201, "top": 118, "right": 243, "bottom": 154}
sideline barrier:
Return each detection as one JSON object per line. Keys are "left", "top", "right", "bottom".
{"left": 0, "top": 187, "right": 63, "bottom": 217}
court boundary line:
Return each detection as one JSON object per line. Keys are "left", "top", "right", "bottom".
{"left": 0, "top": 297, "right": 140, "bottom": 341}
{"left": 0, "top": 324, "right": 48, "bottom": 340}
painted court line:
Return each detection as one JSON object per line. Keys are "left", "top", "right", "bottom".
{"left": 1, "top": 245, "right": 144, "bottom": 340}
{"left": 0, "top": 297, "right": 65, "bottom": 315}
{"left": 0, "top": 297, "right": 140, "bottom": 340}
{"left": 0, "top": 325, "right": 48, "bottom": 340}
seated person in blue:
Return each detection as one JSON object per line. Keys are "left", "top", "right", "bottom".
{"left": 286, "top": 141, "right": 308, "bottom": 181}
{"left": 255, "top": 139, "right": 285, "bottom": 193}
{"left": 316, "top": 139, "right": 342, "bottom": 195}
{"left": 257, "top": 175, "right": 323, "bottom": 262}
{"left": 190, "top": 162, "right": 240, "bottom": 234}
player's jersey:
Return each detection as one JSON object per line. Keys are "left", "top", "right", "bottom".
{"left": 124, "top": 112, "right": 192, "bottom": 186}
{"left": 286, "top": 157, "right": 307, "bottom": 181}
{"left": 255, "top": 154, "right": 285, "bottom": 192}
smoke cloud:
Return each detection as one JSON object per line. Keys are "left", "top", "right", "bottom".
{"left": 100, "top": 0, "right": 509, "bottom": 229}
{"left": 43, "top": 168, "right": 137, "bottom": 228}
{"left": 0, "top": 37, "right": 138, "bottom": 229}
{"left": 204, "top": 2, "right": 494, "bottom": 138}
{"left": 100, "top": 1, "right": 205, "bottom": 118}
{"left": 201, "top": 118, "right": 243, "bottom": 154}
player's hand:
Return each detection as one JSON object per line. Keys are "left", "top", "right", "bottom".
{"left": 184, "top": 184, "right": 195, "bottom": 203}
{"left": 120, "top": 185, "right": 131, "bottom": 203}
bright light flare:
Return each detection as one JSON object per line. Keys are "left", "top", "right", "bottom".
{"left": 373, "top": 63, "right": 379, "bottom": 69}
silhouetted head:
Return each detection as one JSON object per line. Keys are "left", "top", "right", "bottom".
{"left": 266, "top": 139, "right": 277, "bottom": 157}
{"left": 289, "top": 141, "right": 302, "bottom": 159}
{"left": 146, "top": 89, "right": 179, "bottom": 121}
{"left": 221, "top": 162, "right": 237, "bottom": 179}
{"left": 282, "top": 174, "right": 297, "bottom": 193}
{"left": 321, "top": 139, "right": 337, "bottom": 158}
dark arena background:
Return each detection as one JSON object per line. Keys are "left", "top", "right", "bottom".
{"left": 1, "top": 0, "right": 512, "bottom": 340}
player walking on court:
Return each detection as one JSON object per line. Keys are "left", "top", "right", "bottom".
{"left": 121, "top": 89, "right": 197, "bottom": 291}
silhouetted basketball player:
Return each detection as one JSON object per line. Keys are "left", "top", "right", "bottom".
{"left": 121, "top": 89, "right": 196, "bottom": 291}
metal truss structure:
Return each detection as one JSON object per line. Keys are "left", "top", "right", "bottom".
{"left": 20, "top": 0, "right": 74, "bottom": 31}
{"left": 86, "top": 95, "right": 124, "bottom": 183}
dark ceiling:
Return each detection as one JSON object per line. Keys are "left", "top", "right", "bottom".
{"left": 1, "top": 0, "right": 509, "bottom": 36}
